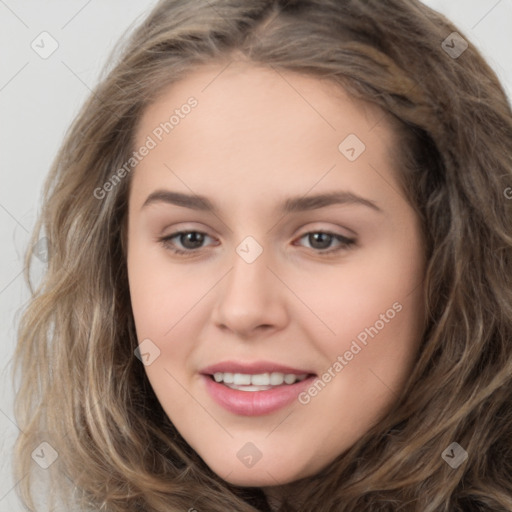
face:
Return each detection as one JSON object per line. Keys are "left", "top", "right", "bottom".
{"left": 126, "top": 62, "right": 426, "bottom": 489}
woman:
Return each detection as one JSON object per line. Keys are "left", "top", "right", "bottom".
{"left": 13, "top": 0, "right": 512, "bottom": 510}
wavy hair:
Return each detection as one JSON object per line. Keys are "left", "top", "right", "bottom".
{"left": 13, "top": 0, "right": 512, "bottom": 510}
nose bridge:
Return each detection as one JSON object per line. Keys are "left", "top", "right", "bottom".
{"left": 225, "top": 235, "right": 271, "bottom": 305}
{"left": 212, "top": 234, "right": 287, "bottom": 335}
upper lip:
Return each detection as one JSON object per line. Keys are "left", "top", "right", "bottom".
{"left": 200, "top": 360, "right": 316, "bottom": 376}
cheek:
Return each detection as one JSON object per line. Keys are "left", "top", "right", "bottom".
{"left": 126, "top": 242, "right": 234, "bottom": 403}
{"left": 127, "top": 237, "right": 205, "bottom": 337}
{"left": 127, "top": 251, "right": 205, "bottom": 410}
{"left": 295, "top": 240, "right": 424, "bottom": 417}
{"left": 295, "top": 244, "right": 423, "bottom": 352}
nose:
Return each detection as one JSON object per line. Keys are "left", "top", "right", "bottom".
{"left": 211, "top": 247, "right": 289, "bottom": 339}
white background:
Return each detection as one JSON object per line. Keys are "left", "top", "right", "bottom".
{"left": 1, "top": 1, "right": 511, "bottom": 510}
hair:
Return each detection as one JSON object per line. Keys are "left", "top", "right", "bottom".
{"left": 12, "top": 0, "right": 512, "bottom": 511}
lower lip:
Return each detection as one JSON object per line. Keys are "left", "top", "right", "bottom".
{"left": 201, "top": 374, "right": 316, "bottom": 416}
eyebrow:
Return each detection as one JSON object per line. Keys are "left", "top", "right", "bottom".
{"left": 141, "top": 189, "right": 382, "bottom": 214}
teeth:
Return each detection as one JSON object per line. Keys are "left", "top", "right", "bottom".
{"left": 284, "top": 374, "right": 297, "bottom": 384}
{"left": 270, "top": 372, "right": 284, "bottom": 385}
{"left": 212, "top": 372, "right": 309, "bottom": 387}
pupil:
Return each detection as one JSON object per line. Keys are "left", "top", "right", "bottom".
{"left": 183, "top": 232, "right": 204, "bottom": 249}
{"left": 310, "top": 233, "right": 331, "bottom": 249}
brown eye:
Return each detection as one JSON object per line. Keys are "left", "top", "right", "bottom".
{"left": 297, "top": 231, "right": 356, "bottom": 255}
{"left": 159, "top": 231, "right": 213, "bottom": 254}
{"left": 176, "top": 232, "right": 206, "bottom": 250}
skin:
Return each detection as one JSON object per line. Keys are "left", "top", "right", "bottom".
{"left": 126, "top": 61, "right": 426, "bottom": 507}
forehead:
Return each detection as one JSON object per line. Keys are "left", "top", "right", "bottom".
{"left": 137, "top": 61, "right": 392, "bottom": 141}
{"left": 130, "top": 62, "right": 403, "bottom": 210}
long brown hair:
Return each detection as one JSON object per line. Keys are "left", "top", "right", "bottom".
{"left": 13, "top": 1, "right": 512, "bottom": 510}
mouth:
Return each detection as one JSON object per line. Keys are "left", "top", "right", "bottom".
{"left": 205, "top": 371, "right": 314, "bottom": 391}
{"left": 199, "top": 362, "right": 317, "bottom": 416}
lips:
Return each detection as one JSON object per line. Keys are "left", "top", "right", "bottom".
{"left": 199, "top": 360, "right": 317, "bottom": 416}
{"left": 200, "top": 360, "right": 315, "bottom": 376}
{"left": 201, "top": 373, "right": 316, "bottom": 416}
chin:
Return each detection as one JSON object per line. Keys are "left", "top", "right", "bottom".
{"left": 223, "top": 472, "right": 291, "bottom": 488}
{"left": 207, "top": 458, "right": 307, "bottom": 487}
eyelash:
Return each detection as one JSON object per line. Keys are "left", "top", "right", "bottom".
{"left": 158, "top": 230, "right": 356, "bottom": 257}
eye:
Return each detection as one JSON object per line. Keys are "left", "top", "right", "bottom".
{"left": 158, "top": 230, "right": 356, "bottom": 256}
{"left": 295, "top": 231, "right": 356, "bottom": 255}
{"left": 159, "top": 231, "right": 215, "bottom": 255}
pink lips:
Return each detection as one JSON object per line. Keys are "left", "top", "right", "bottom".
{"left": 199, "top": 360, "right": 316, "bottom": 416}
{"left": 202, "top": 375, "right": 316, "bottom": 416}
{"left": 200, "top": 360, "right": 314, "bottom": 376}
